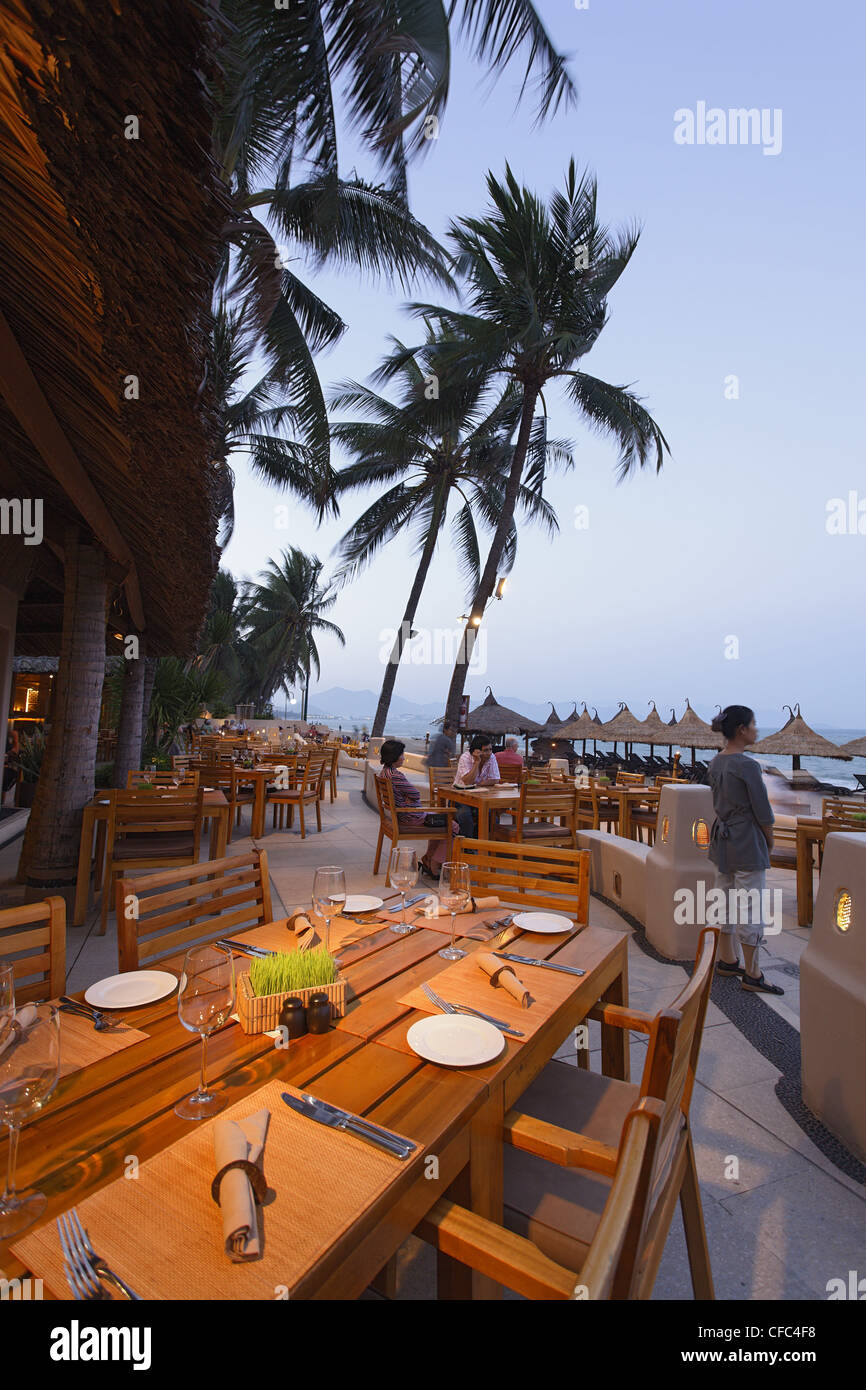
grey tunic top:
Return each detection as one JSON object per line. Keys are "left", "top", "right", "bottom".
{"left": 706, "top": 753, "right": 774, "bottom": 873}
{"left": 426, "top": 732, "right": 455, "bottom": 768}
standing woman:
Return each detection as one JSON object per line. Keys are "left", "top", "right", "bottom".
{"left": 707, "top": 705, "right": 783, "bottom": 995}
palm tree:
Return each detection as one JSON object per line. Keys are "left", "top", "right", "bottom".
{"left": 240, "top": 550, "right": 345, "bottom": 718}
{"left": 211, "top": 0, "right": 578, "bottom": 507}
{"left": 381, "top": 160, "right": 671, "bottom": 726}
{"left": 330, "top": 339, "right": 573, "bottom": 736}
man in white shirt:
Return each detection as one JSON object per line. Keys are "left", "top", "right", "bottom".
{"left": 454, "top": 735, "right": 501, "bottom": 787}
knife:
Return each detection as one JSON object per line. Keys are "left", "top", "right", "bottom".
{"left": 383, "top": 893, "right": 427, "bottom": 911}
{"left": 300, "top": 1094, "right": 418, "bottom": 1154}
{"left": 217, "top": 938, "right": 273, "bottom": 958}
{"left": 492, "top": 952, "right": 585, "bottom": 977}
{"left": 281, "top": 1092, "right": 413, "bottom": 1160}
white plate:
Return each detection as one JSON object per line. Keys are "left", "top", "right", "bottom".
{"left": 407, "top": 1013, "right": 505, "bottom": 1067}
{"left": 85, "top": 971, "right": 178, "bottom": 1010}
{"left": 343, "top": 894, "right": 384, "bottom": 913}
{"left": 511, "top": 912, "right": 574, "bottom": 935}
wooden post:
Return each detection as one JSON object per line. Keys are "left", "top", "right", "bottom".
{"left": 18, "top": 527, "right": 106, "bottom": 890}
{"left": 113, "top": 637, "right": 145, "bottom": 787}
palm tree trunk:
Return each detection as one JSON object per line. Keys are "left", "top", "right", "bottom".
{"left": 113, "top": 638, "right": 146, "bottom": 788}
{"left": 18, "top": 527, "right": 107, "bottom": 889}
{"left": 371, "top": 490, "right": 446, "bottom": 738}
{"left": 139, "top": 656, "right": 158, "bottom": 763}
{"left": 444, "top": 387, "right": 540, "bottom": 728}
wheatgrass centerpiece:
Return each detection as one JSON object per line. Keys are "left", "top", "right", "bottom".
{"left": 237, "top": 946, "right": 347, "bottom": 1033}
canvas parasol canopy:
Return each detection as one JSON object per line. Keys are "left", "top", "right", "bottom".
{"left": 752, "top": 705, "right": 850, "bottom": 771}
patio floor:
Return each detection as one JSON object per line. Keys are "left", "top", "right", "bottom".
{"left": 1, "top": 767, "right": 862, "bottom": 1301}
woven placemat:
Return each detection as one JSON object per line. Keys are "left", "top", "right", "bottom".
{"left": 242, "top": 915, "right": 384, "bottom": 954}
{"left": 397, "top": 947, "right": 580, "bottom": 1041}
{"left": 13, "top": 1079, "right": 417, "bottom": 1300}
{"left": 58, "top": 1011, "right": 149, "bottom": 1079}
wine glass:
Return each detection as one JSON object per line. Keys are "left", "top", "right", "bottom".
{"left": 438, "top": 862, "right": 471, "bottom": 961}
{"left": 0, "top": 1002, "right": 60, "bottom": 1237}
{"left": 175, "top": 945, "right": 235, "bottom": 1120}
{"left": 389, "top": 849, "right": 418, "bottom": 935}
{"left": 0, "top": 962, "right": 14, "bottom": 1026}
{"left": 312, "top": 867, "right": 346, "bottom": 953}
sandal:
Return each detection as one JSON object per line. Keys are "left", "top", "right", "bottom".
{"left": 717, "top": 960, "right": 745, "bottom": 978}
{"left": 741, "top": 972, "right": 784, "bottom": 995}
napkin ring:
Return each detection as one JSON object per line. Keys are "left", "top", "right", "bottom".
{"left": 211, "top": 1160, "right": 268, "bottom": 1207}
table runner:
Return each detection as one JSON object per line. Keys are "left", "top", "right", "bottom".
{"left": 13, "top": 1079, "right": 418, "bottom": 1300}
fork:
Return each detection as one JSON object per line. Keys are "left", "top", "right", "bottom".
{"left": 421, "top": 982, "right": 524, "bottom": 1037}
{"left": 59, "top": 998, "right": 112, "bottom": 1032}
{"left": 62, "top": 1257, "right": 110, "bottom": 1301}
{"left": 57, "top": 1209, "right": 141, "bottom": 1301}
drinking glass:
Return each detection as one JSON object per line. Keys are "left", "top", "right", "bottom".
{"left": 0, "top": 1002, "right": 60, "bottom": 1237}
{"left": 312, "top": 867, "right": 346, "bottom": 953}
{"left": 438, "top": 862, "right": 471, "bottom": 961}
{"left": 389, "top": 849, "right": 419, "bottom": 935}
{"left": 175, "top": 945, "right": 235, "bottom": 1120}
{"left": 0, "top": 962, "right": 14, "bottom": 1026}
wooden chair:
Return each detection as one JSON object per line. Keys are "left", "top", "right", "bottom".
{"left": 616, "top": 770, "right": 645, "bottom": 786}
{"left": 629, "top": 793, "right": 659, "bottom": 845}
{"left": 499, "top": 928, "right": 718, "bottom": 1299}
{"left": 654, "top": 774, "right": 682, "bottom": 787}
{"left": 417, "top": 1098, "right": 664, "bottom": 1300}
{"left": 454, "top": 838, "right": 590, "bottom": 921}
{"left": 819, "top": 799, "right": 866, "bottom": 867}
{"left": 191, "top": 761, "right": 255, "bottom": 843}
{"left": 497, "top": 764, "right": 524, "bottom": 785}
{"left": 127, "top": 769, "right": 199, "bottom": 789}
{"left": 769, "top": 824, "right": 798, "bottom": 870}
{"left": 116, "top": 850, "right": 272, "bottom": 973}
{"left": 0, "top": 897, "right": 66, "bottom": 1003}
{"left": 99, "top": 789, "right": 204, "bottom": 935}
{"left": 373, "top": 773, "right": 448, "bottom": 885}
{"left": 493, "top": 786, "right": 578, "bottom": 848}
{"left": 574, "top": 784, "right": 597, "bottom": 832}
{"left": 326, "top": 745, "right": 340, "bottom": 803}
{"left": 428, "top": 765, "right": 456, "bottom": 804}
{"left": 267, "top": 756, "right": 325, "bottom": 836}
{"left": 592, "top": 783, "right": 621, "bottom": 834}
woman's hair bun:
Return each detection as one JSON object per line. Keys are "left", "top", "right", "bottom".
{"left": 711, "top": 713, "right": 725, "bottom": 732}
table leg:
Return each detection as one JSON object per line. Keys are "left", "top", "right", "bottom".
{"left": 252, "top": 775, "right": 266, "bottom": 839}
{"left": 478, "top": 801, "right": 490, "bottom": 842}
{"left": 210, "top": 807, "right": 229, "bottom": 861}
{"left": 436, "top": 1090, "right": 504, "bottom": 1300}
{"left": 73, "top": 807, "right": 97, "bottom": 927}
{"left": 600, "top": 949, "right": 629, "bottom": 1081}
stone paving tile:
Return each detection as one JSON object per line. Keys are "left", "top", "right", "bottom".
{"left": 696, "top": 1021, "right": 784, "bottom": 1094}
{"left": 688, "top": 1079, "right": 811, "bottom": 1200}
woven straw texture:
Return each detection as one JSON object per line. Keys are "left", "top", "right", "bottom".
{"left": 13, "top": 1080, "right": 416, "bottom": 1300}
{"left": 398, "top": 945, "right": 580, "bottom": 1041}
{"left": 58, "top": 1011, "right": 149, "bottom": 1079}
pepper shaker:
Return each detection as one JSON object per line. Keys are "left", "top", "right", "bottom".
{"left": 278, "top": 996, "right": 307, "bottom": 1039}
{"left": 305, "top": 992, "right": 332, "bottom": 1033}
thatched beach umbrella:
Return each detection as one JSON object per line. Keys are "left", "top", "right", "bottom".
{"left": 840, "top": 735, "right": 866, "bottom": 758}
{"left": 597, "top": 702, "right": 645, "bottom": 756}
{"left": 752, "top": 705, "right": 851, "bottom": 773}
{"left": 557, "top": 703, "right": 602, "bottom": 758}
{"left": 636, "top": 701, "right": 675, "bottom": 758}
{"left": 669, "top": 700, "right": 724, "bottom": 765}
{"left": 537, "top": 703, "right": 566, "bottom": 739}
{"left": 464, "top": 688, "right": 542, "bottom": 756}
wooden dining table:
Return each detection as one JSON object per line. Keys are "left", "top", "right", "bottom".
{"left": 593, "top": 784, "right": 661, "bottom": 840}
{"left": 436, "top": 784, "right": 522, "bottom": 845}
{"left": 0, "top": 904, "right": 629, "bottom": 1301}
{"left": 72, "top": 789, "right": 231, "bottom": 928}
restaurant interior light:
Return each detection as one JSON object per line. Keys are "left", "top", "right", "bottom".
{"left": 661, "top": 815, "right": 670, "bottom": 843}
{"left": 495, "top": 576, "right": 507, "bottom": 600}
{"left": 692, "top": 819, "right": 710, "bottom": 848}
{"left": 835, "top": 889, "right": 852, "bottom": 933}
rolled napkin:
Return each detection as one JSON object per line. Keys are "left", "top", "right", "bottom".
{"left": 212, "top": 1108, "right": 270, "bottom": 1262}
{"left": 477, "top": 952, "right": 530, "bottom": 1008}
{"left": 425, "top": 894, "right": 500, "bottom": 918}
{"left": 286, "top": 909, "right": 316, "bottom": 934}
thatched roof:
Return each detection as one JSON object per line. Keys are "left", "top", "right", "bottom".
{"left": 537, "top": 703, "right": 566, "bottom": 738}
{"left": 636, "top": 701, "right": 675, "bottom": 746}
{"left": 753, "top": 706, "right": 850, "bottom": 760}
{"left": 556, "top": 704, "right": 603, "bottom": 740}
{"left": 840, "top": 736, "right": 866, "bottom": 758}
{"left": 464, "top": 689, "right": 542, "bottom": 735}
{"left": 0, "top": 0, "right": 228, "bottom": 655}
{"left": 669, "top": 701, "right": 724, "bottom": 750}
{"left": 597, "top": 703, "right": 646, "bottom": 743}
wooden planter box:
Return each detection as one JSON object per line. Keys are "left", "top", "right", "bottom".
{"left": 237, "top": 970, "right": 347, "bottom": 1035}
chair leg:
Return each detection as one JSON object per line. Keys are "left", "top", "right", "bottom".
{"left": 373, "top": 827, "right": 384, "bottom": 874}
{"left": 679, "top": 1131, "right": 714, "bottom": 1299}
{"left": 298, "top": 800, "right": 306, "bottom": 838}
{"left": 315, "top": 798, "right": 322, "bottom": 831}
{"left": 99, "top": 870, "right": 112, "bottom": 936}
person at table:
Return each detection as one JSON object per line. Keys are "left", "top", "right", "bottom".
{"left": 495, "top": 737, "right": 524, "bottom": 773}
{"left": 378, "top": 739, "right": 469, "bottom": 878}
{"left": 454, "top": 735, "right": 501, "bottom": 787}
{"left": 707, "top": 704, "right": 782, "bottom": 996}
{"left": 426, "top": 720, "right": 456, "bottom": 769}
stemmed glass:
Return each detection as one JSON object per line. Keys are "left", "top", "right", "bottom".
{"left": 0, "top": 962, "right": 14, "bottom": 1025}
{"left": 438, "top": 862, "right": 471, "bottom": 961}
{"left": 389, "top": 849, "right": 419, "bottom": 935}
{"left": 0, "top": 1002, "right": 61, "bottom": 1237}
{"left": 312, "top": 867, "right": 346, "bottom": 953}
{"left": 175, "top": 945, "right": 236, "bottom": 1120}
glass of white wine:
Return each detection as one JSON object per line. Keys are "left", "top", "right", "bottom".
{"left": 312, "top": 867, "right": 346, "bottom": 953}
{"left": 175, "top": 945, "right": 236, "bottom": 1120}
{"left": 0, "top": 1002, "right": 60, "bottom": 1237}
{"left": 438, "top": 862, "right": 470, "bottom": 961}
{"left": 389, "top": 849, "right": 418, "bottom": 935}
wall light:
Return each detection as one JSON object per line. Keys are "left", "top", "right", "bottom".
{"left": 692, "top": 819, "right": 710, "bottom": 848}
{"left": 835, "top": 889, "right": 852, "bottom": 934}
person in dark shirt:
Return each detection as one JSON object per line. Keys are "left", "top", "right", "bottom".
{"left": 707, "top": 704, "right": 782, "bottom": 995}
{"left": 426, "top": 721, "right": 456, "bottom": 769}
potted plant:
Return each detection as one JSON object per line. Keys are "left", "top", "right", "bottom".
{"left": 237, "top": 946, "right": 346, "bottom": 1034}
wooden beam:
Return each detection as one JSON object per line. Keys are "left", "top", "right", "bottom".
{"left": 0, "top": 307, "right": 145, "bottom": 630}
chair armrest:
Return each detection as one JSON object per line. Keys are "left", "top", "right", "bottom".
{"left": 504, "top": 1109, "right": 618, "bottom": 1177}
{"left": 415, "top": 1198, "right": 575, "bottom": 1300}
{"left": 586, "top": 1002, "right": 654, "bottom": 1034}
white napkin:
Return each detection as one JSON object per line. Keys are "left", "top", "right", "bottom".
{"left": 213, "top": 1108, "right": 270, "bottom": 1262}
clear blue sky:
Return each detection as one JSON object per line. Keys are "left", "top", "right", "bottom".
{"left": 222, "top": 0, "right": 866, "bottom": 730}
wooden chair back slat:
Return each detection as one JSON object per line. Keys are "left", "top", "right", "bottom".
{"left": 0, "top": 897, "right": 66, "bottom": 1002}
{"left": 127, "top": 770, "right": 199, "bottom": 788}
{"left": 454, "top": 838, "right": 590, "bottom": 921}
{"left": 116, "top": 850, "right": 273, "bottom": 972}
